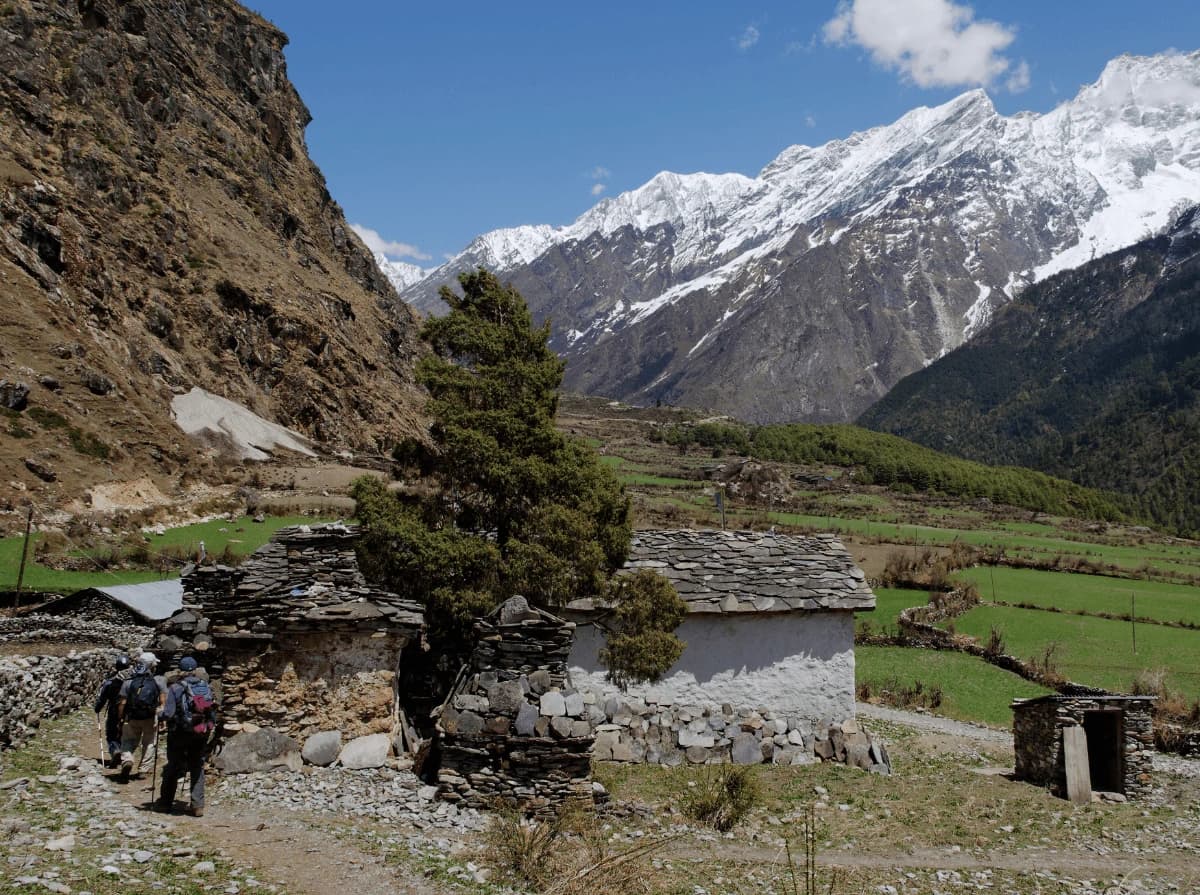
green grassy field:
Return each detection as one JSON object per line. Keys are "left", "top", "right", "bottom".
{"left": 957, "top": 565, "right": 1200, "bottom": 625}
{"left": 0, "top": 514, "right": 329, "bottom": 592}
{"left": 942, "top": 604, "right": 1200, "bottom": 700}
{"left": 859, "top": 587, "right": 929, "bottom": 629}
{"left": 856, "top": 645, "right": 1053, "bottom": 727}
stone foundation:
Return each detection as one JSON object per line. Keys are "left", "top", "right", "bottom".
{"left": 1013, "top": 695, "right": 1155, "bottom": 800}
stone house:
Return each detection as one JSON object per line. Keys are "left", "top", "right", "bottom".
{"left": 159, "top": 523, "right": 424, "bottom": 742}
{"left": 1012, "top": 694, "right": 1156, "bottom": 800}
{"left": 565, "top": 529, "right": 875, "bottom": 722}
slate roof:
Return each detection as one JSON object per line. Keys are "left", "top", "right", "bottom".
{"left": 185, "top": 523, "right": 424, "bottom": 635}
{"left": 567, "top": 529, "right": 874, "bottom": 615}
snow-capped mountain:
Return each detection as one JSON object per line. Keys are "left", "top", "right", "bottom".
{"left": 375, "top": 254, "right": 430, "bottom": 292}
{"left": 401, "top": 51, "right": 1200, "bottom": 423}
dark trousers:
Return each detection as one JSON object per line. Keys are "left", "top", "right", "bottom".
{"left": 104, "top": 708, "right": 122, "bottom": 757}
{"left": 159, "top": 732, "right": 207, "bottom": 809}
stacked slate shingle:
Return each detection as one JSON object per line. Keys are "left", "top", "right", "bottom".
{"left": 568, "top": 529, "right": 874, "bottom": 614}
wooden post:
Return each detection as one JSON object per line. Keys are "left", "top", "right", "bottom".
{"left": 1131, "top": 592, "right": 1136, "bottom": 655}
{"left": 13, "top": 504, "right": 33, "bottom": 615}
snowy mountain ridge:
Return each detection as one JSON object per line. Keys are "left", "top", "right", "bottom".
{"left": 393, "top": 50, "right": 1200, "bottom": 424}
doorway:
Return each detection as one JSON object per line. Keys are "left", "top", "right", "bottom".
{"left": 1083, "top": 710, "right": 1123, "bottom": 793}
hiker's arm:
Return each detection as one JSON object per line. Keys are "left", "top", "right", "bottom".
{"left": 116, "top": 697, "right": 126, "bottom": 721}
{"left": 159, "top": 685, "right": 177, "bottom": 722}
{"left": 93, "top": 683, "right": 108, "bottom": 714}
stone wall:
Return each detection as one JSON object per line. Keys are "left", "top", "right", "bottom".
{"left": 588, "top": 696, "right": 889, "bottom": 772}
{"left": 0, "top": 649, "right": 116, "bottom": 750}
{"left": 436, "top": 598, "right": 595, "bottom": 816}
{"left": 569, "top": 611, "right": 857, "bottom": 721}
{"left": 0, "top": 614, "right": 151, "bottom": 649}
{"left": 42, "top": 591, "right": 150, "bottom": 628}
{"left": 0, "top": 615, "right": 148, "bottom": 752}
{"left": 217, "top": 632, "right": 404, "bottom": 742}
{"left": 1013, "top": 696, "right": 1156, "bottom": 800}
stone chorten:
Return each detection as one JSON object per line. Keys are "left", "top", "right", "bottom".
{"left": 435, "top": 596, "right": 596, "bottom": 815}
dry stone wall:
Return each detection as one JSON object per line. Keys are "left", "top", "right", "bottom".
{"left": 588, "top": 695, "right": 889, "bottom": 772}
{"left": 436, "top": 598, "right": 596, "bottom": 816}
{"left": 0, "top": 615, "right": 148, "bottom": 751}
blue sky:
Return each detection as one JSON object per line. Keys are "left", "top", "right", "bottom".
{"left": 245, "top": 0, "right": 1200, "bottom": 264}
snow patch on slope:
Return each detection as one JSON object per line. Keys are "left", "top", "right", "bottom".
{"left": 171, "top": 387, "right": 316, "bottom": 461}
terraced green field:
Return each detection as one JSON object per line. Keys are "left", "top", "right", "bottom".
{"left": 0, "top": 514, "right": 327, "bottom": 592}
{"left": 941, "top": 604, "right": 1200, "bottom": 700}
{"left": 856, "top": 645, "right": 1054, "bottom": 727}
{"left": 859, "top": 587, "right": 928, "bottom": 630}
{"left": 957, "top": 566, "right": 1200, "bottom": 626}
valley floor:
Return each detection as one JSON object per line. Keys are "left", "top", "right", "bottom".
{"left": 3, "top": 708, "right": 1199, "bottom": 895}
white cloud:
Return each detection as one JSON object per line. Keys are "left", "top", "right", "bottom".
{"left": 805, "top": 114, "right": 817, "bottom": 128}
{"left": 785, "top": 35, "right": 817, "bottom": 55}
{"left": 587, "top": 165, "right": 611, "bottom": 181}
{"left": 735, "top": 24, "right": 760, "bottom": 51}
{"left": 590, "top": 183, "right": 607, "bottom": 197}
{"left": 823, "top": 0, "right": 1029, "bottom": 92}
{"left": 350, "top": 224, "right": 431, "bottom": 261}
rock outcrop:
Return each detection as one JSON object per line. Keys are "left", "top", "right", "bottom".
{"left": 0, "top": 0, "right": 424, "bottom": 511}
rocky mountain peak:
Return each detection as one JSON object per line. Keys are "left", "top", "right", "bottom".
{"left": 0, "top": 0, "right": 424, "bottom": 510}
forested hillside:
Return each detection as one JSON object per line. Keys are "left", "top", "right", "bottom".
{"left": 860, "top": 208, "right": 1200, "bottom": 535}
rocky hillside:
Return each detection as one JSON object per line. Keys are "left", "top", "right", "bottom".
{"left": 0, "top": 0, "right": 424, "bottom": 513}
{"left": 860, "top": 207, "right": 1200, "bottom": 535}
{"left": 398, "top": 51, "right": 1200, "bottom": 424}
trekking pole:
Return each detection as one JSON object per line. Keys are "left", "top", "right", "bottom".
{"left": 149, "top": 726, "right": 162, "bottom": 796}
{"left": 97, "top": 715, "right": 106, "bottom": 766}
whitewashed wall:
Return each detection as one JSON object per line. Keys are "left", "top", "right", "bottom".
{"left": 568, "top": 611, "right": 857, "bottom": 721}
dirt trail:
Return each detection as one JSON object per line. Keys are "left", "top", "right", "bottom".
{"left": 72, "top": 718, "right": 437, "bottom": 895}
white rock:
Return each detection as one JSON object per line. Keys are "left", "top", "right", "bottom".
{"left": 44, "top": 835, "right": 75, "bottom": 852}
{"left": 193, "top": 861, "right": 216, "bottom": 874}
{"left": 539, "top": 691, "right": 566, "bottom": 717}
{"left": 338, "top": 734, "right": 391, "bottom": 770}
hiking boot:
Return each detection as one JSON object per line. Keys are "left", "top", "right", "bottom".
{"left": 187, "top": 804, "right": 204, "bottom": 817}
{"left": 120, "top": 757, "right": 133, "bottom": 777}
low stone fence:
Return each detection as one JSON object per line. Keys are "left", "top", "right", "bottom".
{"left": 0, "top": 614, "right": 151, "bottom": 649}
{"left": 0, "top": 648, "right": 118, "bottom": 751}
{"left": 588, "top": 694, "right": 890, "bottom": 773}
{"left": 0, "top": 615, "right": 149, "bottom": 752}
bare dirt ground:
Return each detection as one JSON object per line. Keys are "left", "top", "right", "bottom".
{"left": 5, "top": 704, "right": 1197, "bottom": 895}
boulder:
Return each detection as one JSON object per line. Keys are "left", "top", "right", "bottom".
{"left": 338, "top": 733, "right": 392, "bottom": 769}
{"left": 301, "top": 731, "right": 341, "bottom": 766}
{"left": 539, "top": 690, "right": 566, "bottom": 717}
{"left": 732, "top": 732, "right": 762, "bottom": 765}
{"left": 0, "top": 380, "right": 30, "bottom": 411}
{"left": 514, "top": 702, "right": 539, "bottom": 736}
{"left": 23, "top": 458, "right": 55, "bottom": 482}
{"left": 214, "top": 728, "right": 301, "bottom": 774}
{"left": 486, "top": 680, "right": 525, "bottom": 714}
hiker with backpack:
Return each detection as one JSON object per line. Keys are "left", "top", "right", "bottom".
{"left": 116, "top": 652, "right": 165, "bottom": 778}
{"left": 93, "top": 654, "right": 131, "bottom": 767}
{"left": 155, "top": 656, "right": 218, "bottom": 817}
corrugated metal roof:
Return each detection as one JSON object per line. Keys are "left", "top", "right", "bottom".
{"left": 92, "top": 580, "right": 183, "bottom": 622}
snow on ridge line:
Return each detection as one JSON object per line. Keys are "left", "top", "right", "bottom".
{"left": 171, "top": 387, "right": 317, "bottom": 462}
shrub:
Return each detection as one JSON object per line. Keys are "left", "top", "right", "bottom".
{"left": 683, "top": 765, "right": 760, "bottom": 832}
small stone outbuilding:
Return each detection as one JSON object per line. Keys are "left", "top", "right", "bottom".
{"left": 43, "top": 580, "right": 183, "bottom": 627}
{"left": 1012, "top": 694, "right": 1156, "bottom": 800}
{"left": 567, "top": 529, "right": 874, "bottom": 722}
{"left": 159, "top": 523, "right": 424, "bottom": 742}
{"left": 436, "top": 596, "right": 596, "bottom": 816}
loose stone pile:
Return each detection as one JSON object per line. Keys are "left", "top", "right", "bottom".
{"left": 436, "top": 596, "right": 596, "bottom": 815}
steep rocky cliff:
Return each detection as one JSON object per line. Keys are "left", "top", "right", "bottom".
{"left": 0, "top": 0, "right": 424, "bottom": 510}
